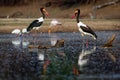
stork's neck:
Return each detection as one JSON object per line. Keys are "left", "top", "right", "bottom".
{"left": 41, "top": 11, "right": 45, "bottom": 19}
{"left": 76, "top": 12, "right": 80, "bottom": 23}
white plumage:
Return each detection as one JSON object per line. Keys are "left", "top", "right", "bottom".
{"left": 22, "top": 28, "right": 27, "bottom": 33}
{"left": 11, "top": 28, "right": 27, "bottom": 35}
{"left": 33, "top": 27, "right": 40, "bottom": 30}
{"left": 78, "top": 23, "right": 85, "bottom": 35}
{"left": 74, "top": 9, "right": 97, "bottom": 40}
{"left": 77, "top": 22, "right": 88, "bottom": 35}
{"left": 11, "top": 29, "right": 21, "bottom": 35}
{"left": 48, "top": 19, "right": 62, "bottom": 34}
{"left": 30, "top": 17, "right": 44, "bottom": 30}
{"left": 50, "top": 19, "right": 62, "bottom": 27}
{"left": 77, "top": 22, "right": 97, "bottom": 40}
{"left": 77, "top": 22, "right": 87, "bottom": 28}
{"left": 37, "top": 17, "right": 44, "bottom": 22}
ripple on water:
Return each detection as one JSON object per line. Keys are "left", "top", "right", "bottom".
{"left": 0, "top": 31, "right": 120, "bottom": 79}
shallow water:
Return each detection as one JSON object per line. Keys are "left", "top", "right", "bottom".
{"left": 0, "top": 31, "right": 120, "bottom": 80}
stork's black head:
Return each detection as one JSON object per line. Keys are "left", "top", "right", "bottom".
{"left": 40, "top": 7, "right": 44, "bottom": 12}
{"left": 40, "top": 7, "right": 49, "bottom": 16}
{"left": 71, "top": 9, "right": 80, "bottom": 19}
{"left": 75, "top": 9, "right": 80, "bottom": 17}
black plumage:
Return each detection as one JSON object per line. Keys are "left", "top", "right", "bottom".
{"left": 74, "top": 9, "right": 97, "bottom": 39}
{"left": 80, "top": 25, "right": 97, "bottom": 39}
{"left": 26, "top": 7, "right": 48, "bottom": 32}
{"left": 27, "top": 20, "right": 43, "bottom": 32}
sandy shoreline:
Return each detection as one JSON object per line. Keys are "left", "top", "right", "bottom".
{"left": 0, "top": 19, "right": 120, "bottom": 34}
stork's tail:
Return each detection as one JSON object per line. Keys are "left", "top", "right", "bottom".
{"left": 93, "top": 33, "right": 97, "bottom": 40}
{"left": 92, "top": 33, "right": 97, "bottom": 40}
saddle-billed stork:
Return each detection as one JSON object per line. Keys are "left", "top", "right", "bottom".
{"left": 72, "top": 9, "right": 97, "bottom": 40}
{"left": 27, "top": 7, "right": 49, "bottom": 32}
{"left": 72, "top": 9, "right": 97, "bottom": 46}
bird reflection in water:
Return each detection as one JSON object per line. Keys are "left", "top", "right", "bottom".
{"left": 49, "top": 33, "right": 65, "bottom": 56}
{"left": 78, "top": 41, "right": 96, "bottom": 72}
{"left": 49, "top": 33, "right": 59, "bottom": 46}
{"left": 12, "top": 37, "right": 29, "bottom": 49}
{"left": 28, "top": 47, "right": 50, "bottom": 75}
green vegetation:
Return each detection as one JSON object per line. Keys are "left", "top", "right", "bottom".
{"left": 42, "top": 51, "right": 78, "bottom": 80}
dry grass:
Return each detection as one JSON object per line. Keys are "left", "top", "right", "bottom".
{"left": 0, "top": 18, "right": 120, "bottom": 34}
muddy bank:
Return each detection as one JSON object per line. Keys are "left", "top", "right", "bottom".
{"left": 0, "top": 19, "right": 120, "bottom": 33}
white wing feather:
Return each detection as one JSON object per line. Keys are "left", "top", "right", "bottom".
{"left": 37, "top": 17, "right": 44, "bottom": 22}
{"left": 11, "top": 29, "right": 21, "bottom": 34}
{"left": 77, "top": 22, "right": 87, "bottom": 27}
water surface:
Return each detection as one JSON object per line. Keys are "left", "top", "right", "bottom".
{"left": 0, "top": 31, "right": 120, "bottom": 80}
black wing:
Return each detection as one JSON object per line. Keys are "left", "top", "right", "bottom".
{"left": 27, "top": 20, "right": 43, "bottom": 32}
{"left": 80, "top": 25, "right": 97, "bottom": 38}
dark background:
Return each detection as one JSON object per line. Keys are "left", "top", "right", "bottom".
{"left": 0, "top": 0, "right": 119, "bottom": 18}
